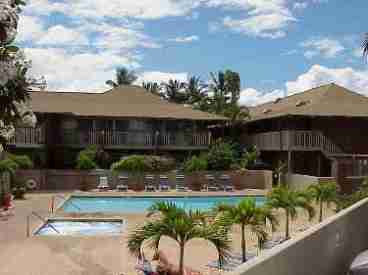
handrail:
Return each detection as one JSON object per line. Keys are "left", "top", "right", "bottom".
{"left": 27, "top": 211, "right": 60, "bottom": 237}
{"left": 52, "top": 195, "right": 81, "bottom": 213}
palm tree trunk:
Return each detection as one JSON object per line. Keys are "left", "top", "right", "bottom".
{"left": 241, "top": 223, "right": 247, "bottom": 262}
{"left": 179, "top": 243, "right": 185, "bottom": 275}
{"left": 319, "top": 200, "right": 323, "bottom": 223}
{"left": 285, "top": 209, "right": 290, "bottom": 240}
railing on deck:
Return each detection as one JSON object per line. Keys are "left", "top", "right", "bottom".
{"left": 249, "top": 130, "right": 342, "bottom": 154}
{"left": 9, "top": 127, "right": 45, "bottom": 146}
{"left": 60, "top": 130, "right": 211, "bottom": 148}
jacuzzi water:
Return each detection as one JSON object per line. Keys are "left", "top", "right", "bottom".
{"left": 61, "top": 196, "right": 266, "bottom": 214}
{"left": 35, "top": 220, "right": 123, "bottom": 236}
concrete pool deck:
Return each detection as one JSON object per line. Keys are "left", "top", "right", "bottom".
{"left": 0, "top": 191, "right": 335, "bottom": 275}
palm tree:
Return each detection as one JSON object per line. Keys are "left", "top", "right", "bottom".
{"left": 106, "top": 67, "right": 137, "bottom": 87}
{"left": 128, "top": 202, "right": 230, "bottom": 275}
{"left": 213, "top": 198, "right": 278, "bottom": 263}
{"left": 185, "top": 76, "right": 208, "bottom": 106}
{"left": 142, "top": 82, "right": 161, "bottom": 96}
{"left": 308, "top": 182, "right": 338, "bottom": 222}
{"left": 209, "top": 71, "right": 228, "bottom": 114}
{"left": 274, "top": 161, "right": 287, "bottom": 187}
{"left": 362, "top": 33, "right": 368, "bottom": 59}
{"left": 267, "top": 186, "right": 315, "bottom": 240}
{"left": 162, "top": 79, "right": 187, "bottom": 104}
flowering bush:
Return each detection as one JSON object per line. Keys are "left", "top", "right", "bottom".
{"left": 0, "top": 0, "right": 36, "bottom": 152}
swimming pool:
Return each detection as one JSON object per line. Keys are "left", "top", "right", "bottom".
{"left": 35, "top": 219, "right": 124, "bottom": 236}
{"left": 61, "top": 196, "right": 266, "bottom": 214}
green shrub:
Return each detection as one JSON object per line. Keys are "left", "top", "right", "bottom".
{"left": 7, "top": 154, "right": 33, "bottom": 169}
{"left": 76, "top": 153, "right": 97, "bottom": 170}
{"left": 241, "top": 146, "right": 259, "bottom": 169}
{"left": 207, "top": 141, "right": 236, "bottom": 170}
{"left": 184, "top": 155, "right": 208, "bottom": 174}
{"left": 144, "top": 155, "right": 176, "bottom": 172}
{"left": 111, "top": 155, "right": 149, "bottom": 175}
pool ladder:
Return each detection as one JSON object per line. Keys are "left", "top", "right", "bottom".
{"left": 27, "top": 211, "right": 60, "bottom": 237}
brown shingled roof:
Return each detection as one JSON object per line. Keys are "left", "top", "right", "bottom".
{"left": 29, "top": 85, "right": 227, "bottom": 121}
{"left": 248, "top": 83, "right": 368, "bottom": 122}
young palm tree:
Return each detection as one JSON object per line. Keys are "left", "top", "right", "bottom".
{"left": 128, "top": 202, "right": 230, "bottom": 275}
{"left": 142, "top": 81, "right": 161, "bottom": 96}
{"left": 162, "top": 79, "right": 188, "bottom": 104}
{"left": 106, "top": 67, "right": 137, "bottom": 87}
{"left": 267, "top": 186, "right": 315, "bottom": 240}
{"left": 308, "top": 182, "right": 338, "bottom": 222}
{"left": 214, "top": 198, "right": 278, "bottom": 263}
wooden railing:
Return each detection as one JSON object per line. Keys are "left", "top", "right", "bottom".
{"left": 9, "top": 127, "right": 45, "bottom": 146}
{"left": 60, "top": 130, "right": 210, "bottom": 148}
{"left": 249, "top": 130, "right": 342, "bottom": 154}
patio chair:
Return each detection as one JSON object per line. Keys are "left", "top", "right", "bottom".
{"left": 205, "top": 174, "right": 219, "bottom": 192}
{"left": 116, "top": 176, "right": 129, "bottom": 192}
{"left": 175, "top": 174, "right": 188, "bottom": 192}
{"left": 159, "top": 175, "right": 170, "bottom": 192}
{"left": 219, "top": 174, "right": 234, "bottom": 192}
{"left": 144, "top": 175, "right": 156, "bottom": 192}
{"left": 97, "top": 176, "right": 110, "bottom": 191}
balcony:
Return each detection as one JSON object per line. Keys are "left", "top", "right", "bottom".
{"left": 248, "top": 130, "right": 342, "bottom": 154}
{"left": 59, "top": 130, "right": 211, "bottom": 150}
{"left": 8, "top": 127, "right": 45, "bottom": 148}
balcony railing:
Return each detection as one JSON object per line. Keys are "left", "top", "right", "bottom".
{"left": 9, "top": 127, "right": 45, "bottom": 146}
{"left": 248, "top": 130, "right": 342, "bottom": 154}
{"left": 59, "top": 130, "right": 211, "bottom": 148}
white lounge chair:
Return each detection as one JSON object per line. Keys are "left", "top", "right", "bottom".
{"left": 205, "top": 174, "right": 219, "bottom": 191}
{"left": 219, "top": 174, "right": 234, "bottom": 192}
{"left": 175, "top": 174, "right": 188, "bottom": 192}
{"left": 159, "top": 175, "right": 170, "bottom": 192}
{"left": 97, "top": 176, "right": 110, "bottom": 191}
{"left": 144, "top": 175, "right": 156, "bottom": 192}
{"left": 116, "top": 176, "right": 129, "bottom": 192}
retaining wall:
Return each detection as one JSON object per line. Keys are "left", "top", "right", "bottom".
{"left": 230, "top": 198, "right": 368, "bottom": 275}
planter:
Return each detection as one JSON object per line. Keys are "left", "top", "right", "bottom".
{"left": 186, "top": 172, "right": 206, "bottom": 191}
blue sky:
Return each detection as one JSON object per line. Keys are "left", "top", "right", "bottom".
{"left": 17, "top": 0, "right": 368, "bottom": 106}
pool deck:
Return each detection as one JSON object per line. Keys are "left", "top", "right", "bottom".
{"left": 0, "top": 191, "right": 335, "bottom": 275}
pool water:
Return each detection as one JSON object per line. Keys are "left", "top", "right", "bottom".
{"left": 62, "top": 196, "right": 266, "bottom": 214}
{"left": 36, "top": 220, "right": 123, "bottom": 236}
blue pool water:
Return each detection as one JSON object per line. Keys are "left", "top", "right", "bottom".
{"left": 62, "top": 196, "right": 266, "bottom": 214}
{"left": 36, "top": 220, "right": 123, "bottom": 236}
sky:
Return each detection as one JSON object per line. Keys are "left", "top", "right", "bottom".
{"left": 16, "top": 0, "right": 368, "bottom": 106}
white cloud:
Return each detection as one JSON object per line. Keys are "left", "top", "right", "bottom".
{"left": 207, "top": 0, "right": 296, "bottom": 39}
{"left": 239, "top": 88, "right": 285, "bottom": 106}
{"left": 25, "top": 47, "right": 140, "bottom": 92}
{"left": 293, "top": 2, "right": 308, "bottom": 10}
{"left": 301, "top": 38, "right": 345, "bottom": 59}
{"left": 17, "top": 15, "right": 44, "bottom": 42}
{"left": 25, "top": 0, "right": 199, "bottom": 20}
{"left": 286, "top": 65, "right": 368, "bottom": 95}
{"left": 137, "top": 71, "right": 188, "bottom": 84}
{"left": 223, "top": 12, "right": 295, "bottom": 39}
{"left": 37, "top": 25, "right": 89, "bottom": 46}
{"left": 168, "top": 35, "right": 199, "bottom": 43}
{"left": 239, "top": 64, "right": 368, "bottom": 106}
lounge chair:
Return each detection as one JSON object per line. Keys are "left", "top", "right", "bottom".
{"left": 205, "top": 174, "right": 219, "bottom": 191}
{"left": 97, "top": 176, "right": 110, "bottom": 191}
{"left": 144, "top": 175, "right": 156, "bottom": 192}
{"left": 175, "top": 174, "right": 188, "bottom": 192}
{"left": 219, "top": 174, "right": 234, "bottom": 192}
{"left": 116, "top": 176, "right": 129, "bottom": 192}
{"left": 159, "top": 175, "right": 170, "bottom": 192}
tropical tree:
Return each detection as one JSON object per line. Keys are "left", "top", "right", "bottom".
{"left": 213, "top": 198, "right": 278, "bottom": 263}
{"left": 142, "top": 81, "right": 161, "bottom": 96}
{"left": 128, "top": 202, "right": 231, "bottom": 275}
{"left": 76, "top": 146, "right": 98, "bottom": 191}
{"left": 267, "top": 186, "right": 315, "bottom": 240}
{"left": 362, "top": 33, "right": 368, "bottom": 59}
{"left": 308, "top": 182, "right": 338, "bottom": 222}
{"left": 224, "top": 70, "right": 241, "bottom": 105}
{"left": 162, "top": 79, "right": 188, "bottom": 104}
{"left": 209, "top": 71, "right": 228, "bottom": 114}
{"left": 106, "top": 67, "right": 137, "bottom": 87}
{"left": 185, "top": 76, "right": 208, "bottom": 107}
{"left": 0, "top": 0, "right": 37, "bottom": 153}
{"left": 241, "top": 146, "right": 259, "bottom": 169}
{"left": 0, "top": 158, "right": 18, "bottom": 203}
{"left": 274, "top": 161, "right": 287, "bottom": 187}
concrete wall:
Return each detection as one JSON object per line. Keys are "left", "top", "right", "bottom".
{"left": 287, "top": 174, "right": 336, "bottom": 191}
{"left": 15, "top": 169, "right": 273, "bottom": 191}
{"left": 230, "top": 198, "right": 368, "bottom": 275}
